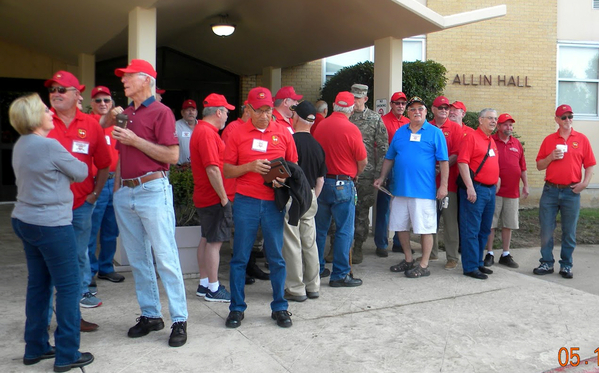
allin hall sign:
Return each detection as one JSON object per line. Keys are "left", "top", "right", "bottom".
{"left": 452, "top": 74, "right": 531, "bottom": 87}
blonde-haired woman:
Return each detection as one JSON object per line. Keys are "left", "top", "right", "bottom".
{"left": 10, "top": 93, "right": 94, "bottom": 372}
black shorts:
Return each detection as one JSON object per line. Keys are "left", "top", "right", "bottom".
{"left": 196, "top": 202, "right": 233, "bottom": 243}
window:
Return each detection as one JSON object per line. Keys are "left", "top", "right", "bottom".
{"left": 322, "top": 37, "right": 426, "bottom": 83}
{"left": 594, "top": 0, "right": 599, "bottom": 9}
{"left": 557, "top": 43, "right": 599, "bottom": 118}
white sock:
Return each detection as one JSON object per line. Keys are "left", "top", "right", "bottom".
{"left": 200, "top": 278, "right": 209, "bottom": 287}
{"left": 502, "top": 251, "right": 510, "bottom": 257}
{"left": 208, "top": 281, "right": 220, "bottom": 293}
{"left": 487, "top": 251, "right": 494, "bottom": 256}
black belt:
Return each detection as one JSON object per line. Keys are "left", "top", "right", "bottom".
{"left": 546, "top": 182, "right": 574, "bottom": 189}
{"left": 326, "top": 174, "right": 353, "bottom": 181}
{"left": 473, "top": 181, "right": 494, "bottom": 188}
{"left": 107, "top": 173, "right": 115, "bottom": 179}
{"left": 122, "top": 171, "right": 166, "bottom": 188}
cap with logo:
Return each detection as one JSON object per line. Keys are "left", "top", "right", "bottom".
{"left": 44, "top": 71, "right": 85, "bottom": 93}
{"left": 247, "top": 87, "right": 274, "bottom": 108}
{"left": 407, "top": 96, "right": 426, "bottom": 108}
{"left": 91, "top": 86, "right": 111, "bottom": 98}
{"left": 555, "top": 104, "right": 573, "bottom": 117}
{"left": 203, "top": 94, "right": 235, "bottom": 110}
{"left": 391, "top": 92, "right": 407, "bottom": 102}
{"left": 182, "top": 99, "right": 197, "bottom": 110}
{"left": 450, "top": 101, "right": 466, "bottom": 112}
{"left": 498, "top": 113, "right": 515, "bottom": 124}
{"left": 335, "top": 92, "right": 355, "bottom": 108}
{"left": 115, "top": 59, "right": 157, "bottom": 79}
{"left": 432, "top": 96, "right": 449, "bottom": 107}
{"left": 291, "top": 101, "right": 317, "bottom": 123}
{"left": 350, "top": 84, "right": 369, "bottom": 98}
{"left": 275, "top": 86, "right": 303, "bottom": 101}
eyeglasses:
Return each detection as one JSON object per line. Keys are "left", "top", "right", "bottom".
{"left": 483, "top": 116, "right": 498, "bottom": 122}
{"left": 391, "top": 101, "right": 407, "bottom": 106}
{"left": 249, "top": 105, "right": 273, "bottom": 116}
{"left": 560, "top": 114, "right": 574, "bottom": 120}
{"left": 93, "top": 98, "right": 111, "bottom": 104}
{"left": 408, "top": 107, "right": 426, "bottom": 112}
{"left": 48, "top": 87, "right": 77, "bottom": 94}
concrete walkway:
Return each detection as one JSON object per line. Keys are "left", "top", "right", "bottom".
{"left": 0, "top": 203, "right": 598, "bottom": 373}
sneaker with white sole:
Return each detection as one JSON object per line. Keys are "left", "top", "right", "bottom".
{"left": 533, "top": 262, "right": 554, "bottom": 275}
{"left": 80, "top": 292, "right": 102, "bottom": 308}
{"left": 196, "top": 284, "right": 209, "bottom": 297}
{"left": 205, "top": 285, "right": 231, "bottom": 303}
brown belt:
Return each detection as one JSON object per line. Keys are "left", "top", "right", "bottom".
{"left": 545, "top": 182, "right": 574, "bottom": 189}
{"left": 107, "top": 172, "right": 115, "bottom": 179}
{"left": 326, "top": 174, "right": 353, "bottom": 181}
{"left": 122, "top": 171, "right": 166, "bottom": 188}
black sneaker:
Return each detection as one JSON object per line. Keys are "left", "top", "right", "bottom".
{"left": 483, "top": 253, "right": 494, "bottom": 267}
{"left": 271, "top": 310, "right": 293, "bottom": 328}
{"left": 533, "top": 263, "right": 554, "bottom": 275}
{"left": 127, "top": 316, "right": 165, "bottom": 338}
{"left": 559, "top": 267, "right": 573, "bottom": 279}
{"left": 498, "top": 254, "right": 519, "bottom": 268}
{"left": 168, "top": 321, "right": 187, "bottom": 347}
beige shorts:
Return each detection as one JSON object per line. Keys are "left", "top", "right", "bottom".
{"left": 491, "top": 196, "right": 519, "bottom": 230}
{"left": 389, "top": 196, "right": 437, "bottom": 234}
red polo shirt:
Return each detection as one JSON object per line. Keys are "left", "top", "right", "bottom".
{"left": 458, "top": 127, "right": 499, "bottom": 186}
{"left": 462, "top": 125, "right": 475, "bottom": 137}
{"left": 115, "top": 97, "right": 178, "bottom": 179}
{"left": 310, "top": 113, "right": 326, "bottom": 135}
{"left": 48, "top": 109, "right": 112, "bottom": 209}
{"left": 431, "top": 118, "right": 463, "bottom": 192}
{"left": 89, "top": 113, "right": 118, "bottom": 173}
{"left": 224, "top": 120, "right": 298, "bottom": 201}
{"left": 221, "top": 118, "right": 245, "bottom": 197}
{"left": 313, "top": 112, "right": 367, "bottom": 178}
{"left": 273, "top": 109, "right": 294, "bottom": 135}
{"left": 190, "top": 121, "right": 231, "bottom": 207}
{"left": 222, "top": 118, "right": 244, "bottom": 144}
{"left": 493, "top": 133, "right": 526, "bottom": 198}
{"left": 536, "top": 129, "right": 596, "bottom": 185}
{"left": 381, "top": 112, "right": 409, "bottom": 144}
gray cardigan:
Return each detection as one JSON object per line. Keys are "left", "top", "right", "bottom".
{"left": 12, "top": 134, "right": 88, "bottom": 227}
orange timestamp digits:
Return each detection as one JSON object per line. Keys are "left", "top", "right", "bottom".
{"left": 558, "top": 347, "right": 599, "bottom": 367}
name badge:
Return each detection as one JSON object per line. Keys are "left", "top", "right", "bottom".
{"left": 182, "top": 131, "right": 191, "bottom": 138}
{"left": 410, "top": 133, "right": 421, "bottom": 142}
{"left": 252, "top": 139, "right": 268, "bottom": 153}
{"left": 489, "top": 149, "right": 496, "bottom": 157}
{"left": 72, "top": 141, "right": 89, "bottom": 154}
{"left": 105, "top": 135, "right": 111, "bottom": 145}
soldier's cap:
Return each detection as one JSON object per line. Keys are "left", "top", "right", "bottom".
{"left": 555, "top": 104, "right": 573, "bottom": 117}
{"left": 432, "top": 96, "right": 449, "bottom": 107}
{"left": 407, "top": 96, "right": 426, "bottom": 108}
{"left": 450, "top": 101, "right": 466, "bottom": 112}
{"left": 203, "top": 94, "right": 235, "bottom": 110}
{"left": 335, "top": 91, "right": 355, "bottom": 108}
{"left": 247, "top": 87, "right": 273, "bottom": 109}
{"left": 182, "top": 99, "right": 197, "bottom": 110}
{"left": 275, "top": 86, "right": 303, "bottom": 101}
{"left": 91, "top": 86, "right": 111, "bottom": 98}
{"left": 498, "top": 113, "right": 515, "bottom": 124}
{"left": 44, "top": 71, "right": 85, "bottom": 93}
{"left": 350, "top": 83, "right": 368, "bottom": 98}
{"left": 391, "top": 92, "right": 407, "bottom": 102}
{"left": 291, "top": 101, "right": 317, "bottom": 123}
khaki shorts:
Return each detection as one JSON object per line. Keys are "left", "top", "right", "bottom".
{"left": 491, "top": 196, "right": 519, "bottom": 230}
{"left": 389, "top": 196, "right": 437, "bottom": 234}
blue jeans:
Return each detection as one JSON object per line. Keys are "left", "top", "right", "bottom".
{"left": 315, "top": 179, "right": 355, "bottom": 281}
{"left": 12, "top": 219, "right": 81, "bottom": 366}
{"left": 229, "top": 194, "right": 287, "bottom": 312}
{"left": 374, "top": 189, "right": 401, "bottom": 250}
{"left": 539, "top": 184, "right": 580, "bottom": 268}
{"left": 113, "top": 177, "right": 188, "bottom": 322}
{"left": 88, "top": 177, "right": 119, "bottom": 276}
{"left": 72, "top": 201, "right": 95, "bottom": 295}
{"left": 459, "top": 185, "right": 496, "bottom": 273}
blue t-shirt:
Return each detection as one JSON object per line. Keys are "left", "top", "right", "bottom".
{"left": 385, "top": 121, "right": 448, "bottom": 200}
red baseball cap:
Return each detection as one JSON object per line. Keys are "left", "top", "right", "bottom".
{"left": 44, "top": 71, "right": 85, "bottom": 93}
{"left": 555, "top": 104, "right": 573, "bottom": 117}
{"left": 450, "top": 101, "right": 466, "bottom": 112}
{"left": 247, "top": 87, "right": 273, "bottom": 108}
{"left": 156, "top": 88, "right": 166, "bottom": 94}
{"left": 391, "top": 92, "right": 407, "bottom": 102}
{"left": 334, "top": 91, "right": 355, "bottom": 108}
{"left": 115, "top": 59, "right": 157, "bottom": 79}
{"left": 498, "top": 113, "right": 515, "bottom": 124}
{"left": 203, "top": 94, "right": 235, "bottom": 110}
{"left": 91, "top": 86, "right": 111, "bottom": 98}
{"left": 275, "top": 86, "right": 303, "bottom": 101}
{"left": 182, "top": 99, "right": 197, "bottom": 110}
{"left": 432, "top": 96, "right": 449, "bottom": 107}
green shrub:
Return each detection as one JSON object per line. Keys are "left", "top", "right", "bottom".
{"left": 169, "top": 164, "right": 197, "bottom": 226}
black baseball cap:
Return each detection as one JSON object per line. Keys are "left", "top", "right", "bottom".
{"left": 291, "top": 101, "right": 317, "bottom": 123}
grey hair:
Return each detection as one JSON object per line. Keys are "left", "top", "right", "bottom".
{"left": 478, "top": 108, "right": 496, "bottom": 118}
{"left": 333, "top": 103, "right": 354, "bottom": 114}
{"left": 137, "top": 72, "right": 155, "bottom": 88}
{"left": 202, "top": 106, "right": 224, "bottom": 117}
{"left": 273, "top": 98, "right": 284, "bottom": 107}
{"left": 315, "top": 100, "right": 328, "bottom": 113}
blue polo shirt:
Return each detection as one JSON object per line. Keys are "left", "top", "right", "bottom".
{"left": 385, "top": 121, "right": 448, "bottom": 199}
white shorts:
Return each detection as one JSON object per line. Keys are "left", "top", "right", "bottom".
{"left": 389, "top": 196, "right": 437, "bottom": 234}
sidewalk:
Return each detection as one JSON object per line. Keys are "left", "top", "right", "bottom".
{"left": 1, "top": 203, "right": 598, "bottom": 373}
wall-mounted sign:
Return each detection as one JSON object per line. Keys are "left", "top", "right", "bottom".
{"left": 376, "top": 99, "right": 387, "bottom": 115}
{"left": 452, "top": 74, "right": 531, "bottom": 87}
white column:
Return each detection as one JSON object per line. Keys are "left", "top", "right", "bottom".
{"left": 262, "top": 66, "right": 282, "bottom": 96}
{"left": 78, "top": 53, "right": 95, "bottom": 106}
{"left": 128, "top": 7, "right": 157, "bottom": 94}
{"left": 374, "top": 37, "right": 403, "bottom": 110}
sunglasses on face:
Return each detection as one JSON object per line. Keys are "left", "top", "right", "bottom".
{"left": 93, "top": 98, "right": 111, "bottom": 104}
{"left": 391, "top": 101, "right": 407, "bottom": 106}
{"left": 48, "top": 87, "right": 77, "bottom": 94}
{"left": 560, "top": 114, "right": 574, "bottom": 120}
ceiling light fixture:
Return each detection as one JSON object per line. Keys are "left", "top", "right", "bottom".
{"left": 211, "top": 14, "right": 235, "bottom": 37}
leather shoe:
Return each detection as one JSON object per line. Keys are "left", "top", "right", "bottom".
{"left": 225, "top": 311, "right": 244, "bottom": 328}
{"left": 23, "top": 346, "right": 55, "bottom": 365}
{"left": 319, "top": 268, "right": 330, "bottom": 278}
{"left": 479, "top": 266, "right": 493, "bottom": 275}
{"left": 375, "top": 248, "right": 388, "bottom": 257}
{"left": 306, "top": 291, "right": 319, "bottom": 299}
{"left": 329, "top": 274, "right": 363, "bottom": 287}
{"left": 168, "top": 321, "right": 187, "bottom": 347}
{"left": 284, "top": 291, "right": 307, "bottom": 302}
{"left": 247, "top": 263, "right": 269, "bottom": 280}
{"left": 271, "top": 310, "right": 293, "bottom": 328}
{"left": 97, "top": 271, "right": 125, "bottom": 283}
{"left": 391, "top": 244, "right": 403, "bottom": 252}
{"left": 464, "top": 269, "right": 488, "bottom": 280}
{"left": 53, "top": 352, "right": 94, "bottom": 372}
{"left": 80, "top": 319, "right": 99, "bottom": 332}
{"left": 128, "top": 316, "right": 164, "bottom": 338}
{"left": 245, "top": 274, "right": 256, "bottom": 285}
